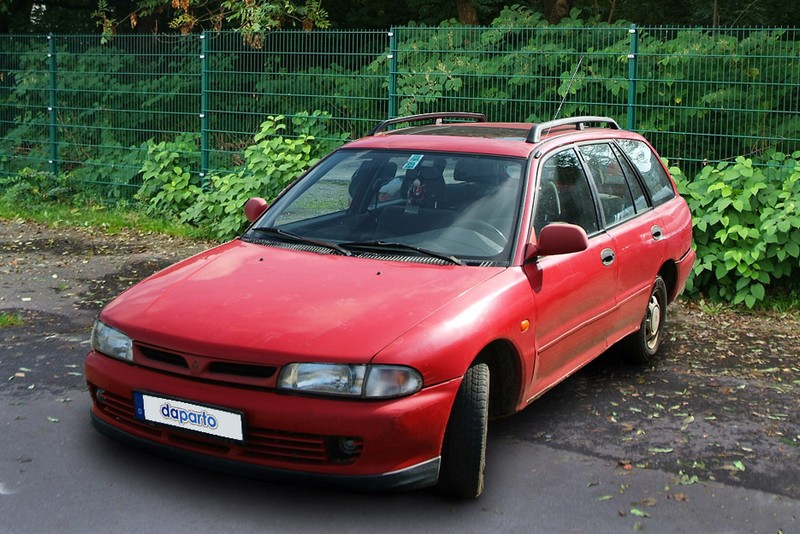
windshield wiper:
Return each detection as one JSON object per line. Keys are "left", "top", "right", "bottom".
{"left": 248, "top": 227, "right": 352, "bottom": 256}
{"left": 342, "top": 241, "right": 464, "bottom": 265}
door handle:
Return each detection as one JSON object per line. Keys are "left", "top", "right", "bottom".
{"left": 651, "top": 225, "right": 663, "bottom": 240}
{"left": 601, "top": 248, "right": 615, "bottom": 266}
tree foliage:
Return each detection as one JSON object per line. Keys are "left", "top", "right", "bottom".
{"left": 0, "top": 0, "right": 330, "bottom": 35}
{"left": 2, "top": 0, "right": 799, "bottom": 33}
{"left": 93, "top": 0, "right": 331, "bottom": 37}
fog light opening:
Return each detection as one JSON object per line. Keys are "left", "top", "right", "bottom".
{"left": 326, "top": 436, "right": 363, "bottom": 463}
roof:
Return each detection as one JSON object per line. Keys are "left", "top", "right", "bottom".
{"left": 345, "top": 114, "right": 632, "bottom": 158}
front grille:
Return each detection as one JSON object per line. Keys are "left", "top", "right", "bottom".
{"left": 139, "top": 346, "right": 189, "bottom": 369}
{"left": 208, "top": 361, "right": 275, "bottom": 379}
{"left": 91, "top": 388, "right": 363, "bottom": 466}
{"left": 136, "top": 344, "right": 277, "bottom": 387}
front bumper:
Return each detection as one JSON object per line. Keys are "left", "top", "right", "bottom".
{"left": 85, "top": 351, "right": 459, "bottom": 492}
{"left": 90, "top": 413, "right": 440, "bottom": 491}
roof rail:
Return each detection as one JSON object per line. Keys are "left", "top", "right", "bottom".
{"left": 368, "top": 112, "right": 488, "bottom": 136}
{"left": 527, "top": 116, "right": 621, "bottom": 144}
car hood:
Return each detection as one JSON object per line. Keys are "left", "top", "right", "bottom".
{"left": 101, "top": 239, "right": 504, "bottom": 364}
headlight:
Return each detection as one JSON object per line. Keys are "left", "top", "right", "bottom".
{"left": 91, "top": 320, "right": 133, "bottom": 362}
{"left": 279, "top": 363, "right": 365, "bottom": 396}
{"left": 278, "top": 363, "right": 422, "bottom": 399}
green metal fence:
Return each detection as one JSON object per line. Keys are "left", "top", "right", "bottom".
{"left": 1, "top": 26, "right": 798, "bottom": 197}
{"left": 390, "top": 25, "right": 800, "bottom": 171}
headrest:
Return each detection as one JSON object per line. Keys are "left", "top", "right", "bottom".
{"left": 453, "top": 158, "right": 503, "bottom": 185}
{"left": 555, "top": 164, "right": 583, "bottom": 186}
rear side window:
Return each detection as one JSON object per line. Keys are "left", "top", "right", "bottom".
{"left": 579, "top": 143, "right": 641, "bottom": 225}
{"left": 616, "top": 139, "right": 676, "bottom": 206}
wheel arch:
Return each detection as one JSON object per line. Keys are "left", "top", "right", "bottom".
{"left": 658, "top": 260, "right": 679, "bottom": 303}
{"left": 473, "top": 340, "right": 523, "bottom": 419}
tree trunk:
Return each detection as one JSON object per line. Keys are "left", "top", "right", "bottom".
{"left": 454, "top": 0, "right": 479, "bottom": 25}
{"left": 543, "top": 0, "right": 572, "bottom": 24}
{"left": 607, "top": 0, "right": 617, "bottom": 23}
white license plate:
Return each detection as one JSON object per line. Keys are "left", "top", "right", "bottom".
{"left": 133, "top": 392, "right": 244, "bottom": 442}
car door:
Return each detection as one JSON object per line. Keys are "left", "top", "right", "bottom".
{"left": 523, "top": 147, "right": 619, "bottom": 399}
{"left": 577, "top": 142, "right": 667, "bottom": 342}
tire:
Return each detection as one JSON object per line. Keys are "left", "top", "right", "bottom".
{"left": 622, "top": 276, "right": 668, "bottom": 365}
{"left": 437, "top": 362, "right": 490, "bottom": 499}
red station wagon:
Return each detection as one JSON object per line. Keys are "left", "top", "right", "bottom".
{"left": 85, "top": 113, "right": 695, "bottom": 498}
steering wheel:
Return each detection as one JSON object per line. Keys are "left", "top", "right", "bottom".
{"left": 454, "top": 220, "right": 507, "bottom": 246}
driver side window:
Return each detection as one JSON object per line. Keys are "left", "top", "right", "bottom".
{"left": 534, "top": 149, "right": 599, "bottom": 236}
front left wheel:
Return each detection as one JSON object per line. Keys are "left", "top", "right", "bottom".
{"left": 437, "top": 362, "right": 490, "bottom": 499}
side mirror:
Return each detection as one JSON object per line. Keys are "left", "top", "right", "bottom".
{"left": 244, "top": 197, "right": 269, "bottom": 222}
{"left": 525, "top": 223, "right": 589, "bottom": 261}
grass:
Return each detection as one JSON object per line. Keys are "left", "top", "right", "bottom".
{"left": 0, "top": 311, "right": 25, "bottom": 328}
{"left": 0, "top": 199, "right": 215, "bottom": 241}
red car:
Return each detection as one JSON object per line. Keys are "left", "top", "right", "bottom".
{"left": 85, "top": 113, "right": 694, "bottom": 498}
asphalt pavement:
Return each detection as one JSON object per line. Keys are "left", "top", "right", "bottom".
{"left": 2, "top": 389, "right": 798, "bottom": 533}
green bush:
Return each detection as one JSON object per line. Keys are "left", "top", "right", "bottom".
{"left": 136, "top": 134, "right": 203, "bottom": 217}
{"left": 0, "top": 167, "right": 69, "bottom": 203}
{"left": 673, "top": 151, "right": 800, "bottom": 307}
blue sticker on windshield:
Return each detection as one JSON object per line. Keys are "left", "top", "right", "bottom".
{"left": 402, "top": 154, "right": 424, "bottom": 170}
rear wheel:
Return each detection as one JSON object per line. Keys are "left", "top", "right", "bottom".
{"left": 622, "top": 276, "right": 668, "bottom": 365}
{"left": 437, "top": 362, "right": 490, "bottom": 499}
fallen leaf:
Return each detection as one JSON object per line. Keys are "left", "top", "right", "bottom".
{"left": 681, "top": 415, "right": 695, "bottom": 430}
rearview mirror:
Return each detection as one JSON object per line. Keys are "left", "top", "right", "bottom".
{"left": 525, "top": 223, "right": 589, "bottom": 261}
{"left": 244, "top": 197, "right": 269, "bottom": 222}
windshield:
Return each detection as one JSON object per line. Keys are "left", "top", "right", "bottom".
{"left": 246, "top": 149, "right": 526, "bottom": 265}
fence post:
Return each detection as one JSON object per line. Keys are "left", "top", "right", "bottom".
{"left": 627, "top": 24, "right": 638, "bottom": 131}
{"left": 388, "top": 28, "right": 397, "bottom": 119}
{"left": 200, "top": 32, "right": 209, "bottom": 187}
{"left": 47, "top": 34, "right": 58, "bottom": 176}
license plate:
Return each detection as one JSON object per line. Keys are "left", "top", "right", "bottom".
{"left": 133, "top": 392, "right": 244, "bottom": 442}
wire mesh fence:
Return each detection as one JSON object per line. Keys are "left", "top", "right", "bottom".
{"left": 391, "top": 25, "right": 800, "bottom": 174}
{"left": 1, "top": 26, "right": 798, "bottom": 197}
{"left": 390, "top": 25, "right": 632, "bottom": 124}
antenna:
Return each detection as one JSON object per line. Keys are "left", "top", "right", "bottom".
{"left": 549, "top": 55, "right": 585, "bottom": 128}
